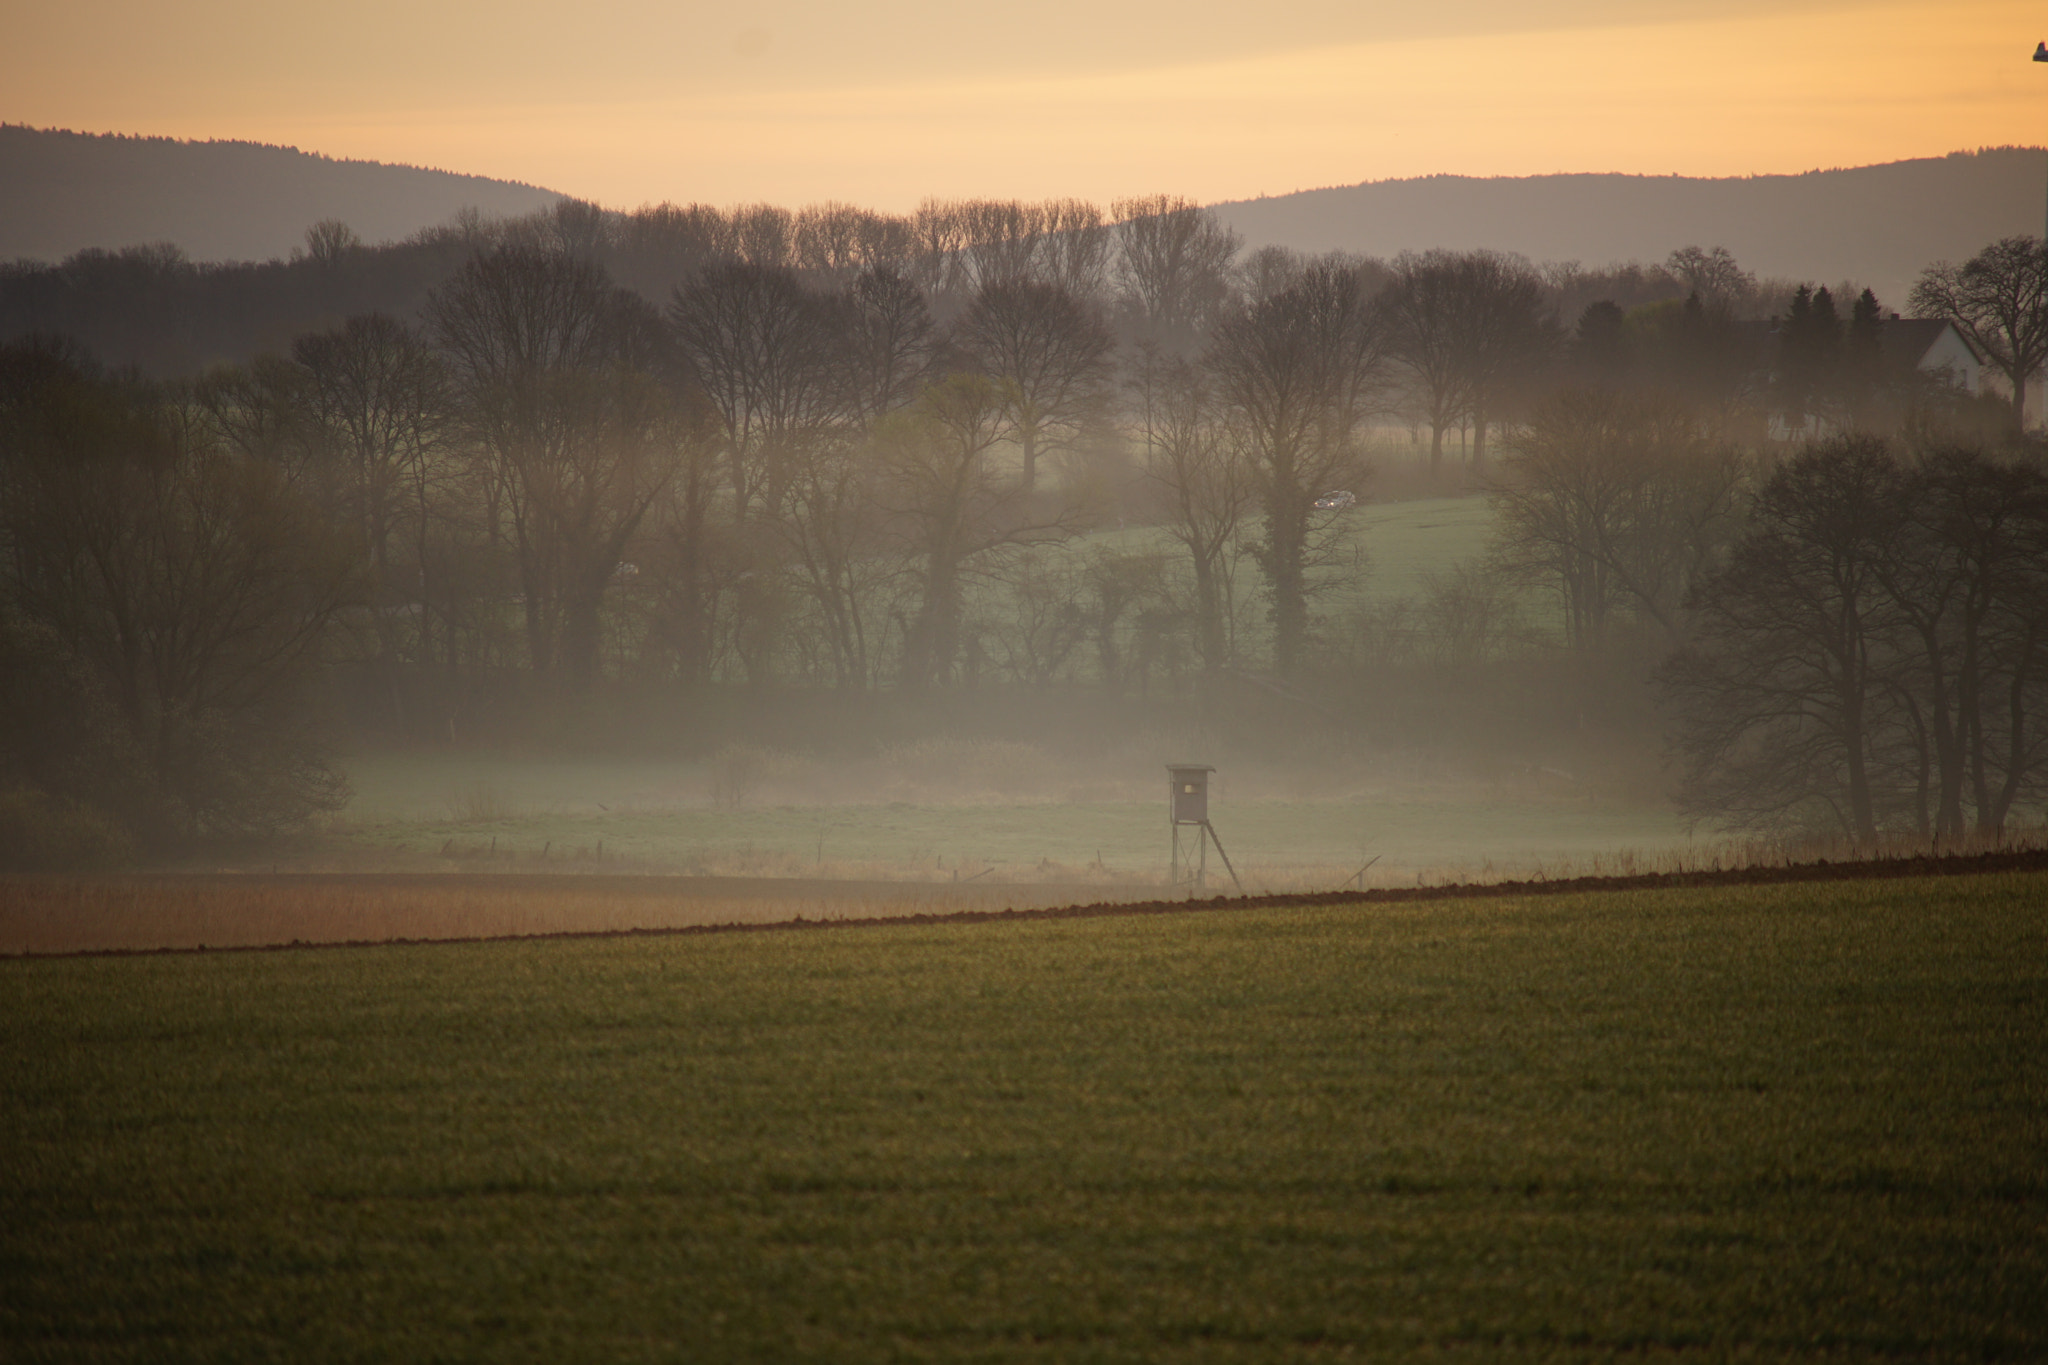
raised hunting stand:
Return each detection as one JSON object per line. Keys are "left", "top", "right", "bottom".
{"left": 1167, "top": 763, "right": 1242, "bottom": 892}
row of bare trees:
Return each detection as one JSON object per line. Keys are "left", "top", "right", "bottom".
{"left": 36, "top": 228, "right": 2023, "bottom": 715}
{"left": 151, "top": 238, "right": 1416, "bottom": 711}
{"left": 601, "top": 194, "right": 1246, "bottom": 354}
{"left": 8, "top": 213, "right": 2044, "bottom": 852}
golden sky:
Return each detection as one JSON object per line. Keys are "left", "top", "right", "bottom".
{"left": 8, "top": 0, "right": 2043, "bottom": 208}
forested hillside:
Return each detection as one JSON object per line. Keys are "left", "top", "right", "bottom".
{"left": 1214, "top": 149, "right": 2046, "bottom": 309}
{"left": 0, "top": 126, "right": 561, "bottom": 264}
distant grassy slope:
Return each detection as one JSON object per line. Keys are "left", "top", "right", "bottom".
{"left": 1347, "top": 494, "right": 1497, "bottom": 603}
{"left": 969, "top": 491, "right": 1513, "bottom": 648}
{"left": 1, "top": 125, "right": 562, "bottom": 263}
{"left": 4, "top": 872, "right": 2043, "bottom": 1360}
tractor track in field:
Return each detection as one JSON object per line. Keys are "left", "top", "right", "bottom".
{"left": 7, "top": 845, "right": 2044, "bottom": 958}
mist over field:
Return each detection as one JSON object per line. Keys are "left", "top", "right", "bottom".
{"left": 4, "top": 161, "right": 2047, "bottom": 922}
{"left": 4, "top": 52, "right": 2048, "bottom": 1353}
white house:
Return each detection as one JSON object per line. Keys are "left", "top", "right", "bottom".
{"left": 1765, "top": 316, "right": 1989, "bottom": 442}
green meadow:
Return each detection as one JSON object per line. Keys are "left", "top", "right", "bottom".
{"left": 335, "top": 749, "right": 1692, "bottom": 887}
{"left": 4, "top": 871, "right": 2044, "bottom": 1361}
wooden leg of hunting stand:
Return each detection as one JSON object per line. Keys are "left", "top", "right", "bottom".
{"left": 1203, "top": 821, "right": 1243, "bottom": 892}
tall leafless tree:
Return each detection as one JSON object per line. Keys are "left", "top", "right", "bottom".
{"left": 611, "top": 202, "right": 735, "bottom": 300}
{"left": 731, "top": 204, "right": 796, "bottom": 269}
{"left": 842, "top": 267, "right": 941, "bottom": 428}
{"left": 430, "top": 246, "right": 679, "bottom": 688}
{"left": 1113, "top": 195, "right": 1242, "bottom": 351}
{"left": 1492, "top": 388, "right": 1744, "bottom": 653}
{"left": 1872, "top": 448, "right": 2048, "bottom": 838}
{"left": 189, "top": 354, "right": 324, "bottom": 492}
{"left": 1131, "top": 349, "right": 1253, "bottom": 670}
{"left": 0, "top": 343, "right": 362, "bottom": 841}
{"left": 793, "top": 203, "right": 915, "bottom": 289}
{"left": 1910, "top": 236, "right": 2048, "bottom": 429}
{"left": 1662, "top": 438, "right": 1908, "bottom": 841}
{"left": 292, "top": 315, "right": 450, "bottom": 603}
{"left": 1382, "top": 250, "right": 1557, "bottom": 470}
{"left": 874, "top": 375, "right": 1083, "bottom": 691}
{"left": 667, "top": 262, "right": 850, "bottom": 520}
{"left": 955, "top": 278, "right": 1116, "bottom": 493}
{"left": 1666, "top": 245, "right": 1756, "bottom": 312}
{"left": 1205, "top": 262, "right": 1387, "bottom": 677}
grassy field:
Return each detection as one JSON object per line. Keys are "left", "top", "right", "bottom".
{"left": 296, "top": 493, "right": 1601, "bottom": 889}
{"left": 330, "top": 750, "right": 1693, "bottom": 888}
{"left": 1344, "top": 494, "right": 1501, "bottom": 604}
{"left": 1047, "top": 492, "right": 1516, "bottom": 653}
{"left": 4, "top": 871, "right": 2044, "bottom": 1361}
{"left": 1081, "top": 493, "right": 1499, "bottom": 608}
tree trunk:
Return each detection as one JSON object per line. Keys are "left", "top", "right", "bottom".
{"left": 1191, "top": 549, "right": 1226, "bottom": 670}
{"left": 560, "top": 578, "right": 606, "bottom": 692}
{"left": 1267, "top": 505, "right": 1309, "bottom": 679}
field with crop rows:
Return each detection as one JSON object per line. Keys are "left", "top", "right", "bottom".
{"left": 4, "top": 869, "right": 2043, "bottom": 1361}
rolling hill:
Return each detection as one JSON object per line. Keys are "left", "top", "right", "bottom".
{"left": 0, "top": 125, "right": 563, "bottom": 265}
{"left": 6, "top": 126, "right": 2039, "bottom": 313}
{"left": 1211, "top": 148, "right": 2047, "bottom": 309}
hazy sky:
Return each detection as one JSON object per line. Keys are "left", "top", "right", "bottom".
{"left": 9, "top": 0, "right": 2043, "bottom": 209}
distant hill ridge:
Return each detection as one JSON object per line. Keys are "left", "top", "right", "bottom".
{"left": 1, "top": 125, "right": 564, "bottom": 265}
{"left": 1210, "top": 149, "right": 2048, "bottom": 311}
{"left": 5, "top": 127, "right": 2039, "bottom": 311}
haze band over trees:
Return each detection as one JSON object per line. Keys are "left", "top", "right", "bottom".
{"left": 1, "top": 194, "right": 2043, "bottom": 855}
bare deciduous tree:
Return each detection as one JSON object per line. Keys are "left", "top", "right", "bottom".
{"left": 1382, "top": 250, "right": 1557, "bottom": 470}
{"left": 843, "top": 267, "right": 940, "bottom": 428}
{"left": 955, "top": 278, "right": 1116, "bottom": 492}
{"left": 1205, "top": 262, "right": 1387, "bottom": 677}
{"left": 0, "top": 343, "right": 362, "bottom": 841}
{"left": 611, "top": 202, "right": 735, "bottom": 300}
{"left": 1910, "top": 236, "right": 2048, "bottom": 429}
{"left": 1037, "top": 199, "right": 1113, "bottom": 302}
{"left": 793, "top": 203, "right": 915, "bottom": 289}
{"left": 731, "top": 204, "right": 796, "bottom": 269}
{"left": 190, "top": 354, "right": 324, "bottom": 491}
{"left": 1113, "top": 195, "right": 1242, "bottom": 350}
{"left": 292, "top": 314, "right": 450, "bottom": 599}
{"left": 1493, "top": 388, "right": 1744, "bottom": 652}
{"left": 1662, "top": 438, "right": 1909, "bottom": 840}
{"left": 430, "top": 246, "right": 679, "bottom": 687}
{"left": 1666, "top": 245, "right": 1755, "bottom": 312}
{"left": 668, "top": 262, "right": 850, "bottom": 519}
{"left": 302, "top": 218, "right": 361, "bottom": 266}
{"left": 1872, "top": 449, "right": 2048, "bottom": 838}
{"left": 874, "top": 375, "right": 1083, "bottom": 691}
{"left": 1131, "top": 350, "right": 1253, "bottom": 670}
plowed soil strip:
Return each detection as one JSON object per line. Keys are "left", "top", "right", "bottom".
{"left": 5, "top": 845, "right": 2044, "bottom": 958}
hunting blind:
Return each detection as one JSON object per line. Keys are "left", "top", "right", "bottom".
{"left": 1166, "top": 763, "right": 1241, "bottom": 892}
